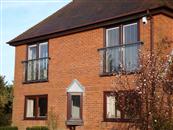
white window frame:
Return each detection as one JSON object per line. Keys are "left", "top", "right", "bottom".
{"left": 39, "top": 42, "right": 48, "bottom": 58}
{"left": 106, "top": 27, "right": 119, "bottom": 47}
{"left": 104, "top": 22, "right": 139, "bottom": 73}
{"left": 26, "top": 98, "right": 35, "bottom": 118}
{"left": 122, "top": 22, "right": 138, "bottom": 70}
{"left": 38, "top": 42, "right": 48, "bottom": 80}
{"left": 28, "top": 44, "right": 37, "bottom": 60}
{"left": 123, "top": 22, "right": 138, "bottom": 45}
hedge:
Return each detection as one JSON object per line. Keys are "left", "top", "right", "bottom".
{"left": 0, "top": 126, "right": 18, "bottom": 130}
{"left": 26, "top": 126, "right": 48, "bottom": 130}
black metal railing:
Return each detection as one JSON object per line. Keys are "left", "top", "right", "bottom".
{"left": 22, "top": 57, "right": 50, "bottom": 83}
{"left": 98, "top": 42, "right": 143, "bottom": 74}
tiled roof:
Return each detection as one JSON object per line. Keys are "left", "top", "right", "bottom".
{"left": 8, "top": 0, "right": 173, "bottom": 46}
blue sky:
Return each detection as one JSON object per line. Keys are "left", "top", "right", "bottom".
{"left": 0, "top": 0, "right": 72, "bottom": 84}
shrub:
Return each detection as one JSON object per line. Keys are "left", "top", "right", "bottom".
{"left": 0, "top": 126, "right": 18, "bottom": 130}
{"left": 46, "top": 108, "right": 58, "bottom": 130}
{"left": 152, "top": 115, "right": 173, "bottom": 130}
{"left": 26, "top": 126, "right": 48, "bottom": 130}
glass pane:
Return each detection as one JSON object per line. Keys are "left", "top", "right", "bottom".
{"left": 123, "top": 23, "right": 137, "bottom": 44}
{"left": 106, "top": 27, "right": 120, "bottom": 72}
{"left": 124, "top": 44, "right": 139, "bottom": 72}
{"left": 27, "top": 60, "right": 37, "bottom": 81}
{"left": 38, "top": 59, "right": 48, "bottom": 80}
{"left": 26, "top": 98, "right": 36, "bottom": 118}
{"left": 124, "top": 92, "right": 140, "bottom": 119}
{"left": 38, "top": 42, "right": 48, "bottom": 80}
{"left": 123, "top": 23, "right": 139, "bottom": 72}
{"left": 27, "top": 45, "right": 37, "bottom": 81}
{"left": 106, "top": 27, "right": 119, "bottom": 47}
{"left": 38, "top": 97, "right": 47, "bottom": 117}
{"left": 28, "top": 45, "right": 37, "bottom": 60}
{"left": 106, "top": 95, "right": 121, "bottom": 118}
{"left": 39, "top": 42, "right": 48, "bottom": 58}
{"left": 38, "top": 43, "right": 48, "bottom": 80}
{"left": 106, "top": 47, "right": 120, "bottom": 72}
{"left": 107, "top": 95, "right": 115, "bottom": 118}
{"left": 71, "top": 95, "right": 80, "bottom": 119}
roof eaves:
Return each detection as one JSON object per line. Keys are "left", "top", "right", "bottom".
{"left": 7, "top": 5, "right": 173, "bottom": 46}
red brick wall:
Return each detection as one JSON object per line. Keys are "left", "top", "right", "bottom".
{"left": 12, "top": 14, "right": 173, "bottom": 130}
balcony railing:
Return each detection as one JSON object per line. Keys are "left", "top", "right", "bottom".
{"left": 98, "top": 42, "right": 143, "bottom": 75}
{"left": 22, "top": 57, "right": 50, "bottom": 83}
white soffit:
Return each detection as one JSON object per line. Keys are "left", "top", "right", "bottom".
{"left": 67, "top": 79, "right": 85, "bottom": 93}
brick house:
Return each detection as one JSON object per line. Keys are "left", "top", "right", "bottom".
{"left": 7, "top": 0, "right": 173, "bottom": 130}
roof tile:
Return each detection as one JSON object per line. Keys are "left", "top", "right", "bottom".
{"left": 8, "top": 0, "right": 173, "bottom": 45}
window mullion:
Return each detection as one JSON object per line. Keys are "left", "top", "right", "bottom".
{"left": 25, "top": 61, "right": 28, "bottom": 82}
{"left": 67, "top": 93, "right": 72, "bottom": 120}
{"left": 120, "top": 25, "right": 124, "bottom": 72}
{"left": 121, "top": 97, "right": 124, "bottom": 119}
{"left": 114, "top": 95, "right": 116, "bottom": 119}
{"left": 119, "top": 93, "right": 124, "bottom": 120}
{"left": 36, "top": 43, "right": 39, "bottom": 80}
{"left": 35, "top": 96, "right": 38, "bottom": 119}
{"left": 103, "top": 29, "right": 106, "bottom": 73}
{"left": 80, "top": 94, "right": 82, "bottom": 120}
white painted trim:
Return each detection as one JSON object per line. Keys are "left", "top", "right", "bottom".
{"left": 28, "top": 44, "right": 37, "bottom": 48}
{"left": 67, "top": 79, "right": 85, "bottom": 93}
{"left": 123, "top": 22, "right": 137, "bottom": 28}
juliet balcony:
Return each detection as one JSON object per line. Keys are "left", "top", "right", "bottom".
{"left": 22, "top": 57, "right": 50, "bottom": 83}
{"left": 98, "top": 41, "right": 143, "bottom": 75}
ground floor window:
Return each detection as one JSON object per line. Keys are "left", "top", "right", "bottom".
{"left": 67, "top": 93, "right": 83, "bottom": 121}
{"left": 71, "top": 95, "right": 81, "bottom": 119}
{"left": 104, "top": 90, "right": 141, "bottom": 122}
{"left": 24, "top": 95, "right": 48, "bottom": 120}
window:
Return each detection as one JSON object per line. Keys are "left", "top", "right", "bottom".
{"left": 66, "top": 79, "right": 84, "bottom": 126}
{"left": 25, "top": 95, "right": 48, "bottom": 120}
{"left": 23, "top": 42, "right": 49, "bottom": 82}
{"left": 27, "top": 45, "right": 37, "bottom": 81}
{"left": 104, "top": 91, "right": 141, "bottom": 122}
{"left": 106, "top": 27, "right": 120, "bottom": 72}
{"left": 38, "top": 43, "right": 48, "bottom": 80}
{"left": 71, "top": 95, "right": 81, "bottom": 119}
{"left": 123, "top": 23, "right": 139, "bottom": 72}
{"left": 99, "top": 22, "right": 142, "bottom": 74}
{"left": 26, "top": 98, "right": 36, "bottom": 118}
{"left": 67, "top": 93, "right": 83, "bottom": 125}
{"left": 38, "top": 96, "right": 48, "bottom": 117}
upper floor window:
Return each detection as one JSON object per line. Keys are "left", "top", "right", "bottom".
{"left": 104, "top": 91, "right": 141, "bottom": 122}
{"left": 22, "top": 42, "right": 49, "bottom": 83}
{"left": 99, "top": 22, "right": 142, "bottom": 74}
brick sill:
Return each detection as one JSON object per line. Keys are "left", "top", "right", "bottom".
{"left": 66, "top": 119, "right": 84, "bottom": 126}
{"left": 103, "top": 118, "right": 140, "bottom": 123}
{"left": 23, "top": 79, "right": 48, "bottom": 84}
{"left": 99, "top": 71, "right": 141, "bottom": 77}
{"left": 24, "top": 117, "right": 47, "bottom": 120}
